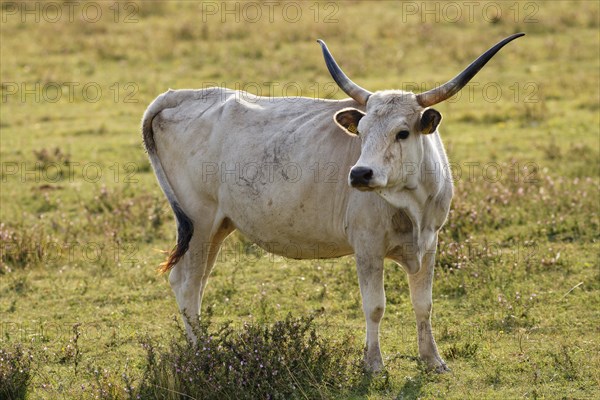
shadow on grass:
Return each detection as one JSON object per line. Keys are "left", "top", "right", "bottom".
{"left": 350, "top": 370, "right": 388, "bottom": 398}
{"left": 349, "top": 353, "right": 436, "bottom": 399}
{"left": 397, "top": 373, "right": 426, "bottom": 400}
{"left": 393, "top": 354, "right": 439, "bottom": 400}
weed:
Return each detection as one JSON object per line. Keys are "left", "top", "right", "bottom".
{"left": 519, "top": 99, "right": 548, "bottom": 126}
{"left": 0, "top": 345, "right": 33, "bottom": 400}
{"left": 0, "top": 223, "right": 47, "bottom": 272}
{"left": 89, "top": 368, "right": 124, "bottom": 400}
{"left": 542, "top": 137, "right": 562, "bottom": 160}
{"left": 491, "top": 291, "right": 538, "bottom": 332}
{"left": 33, "top": 147, "right": 70, "bottom": 167}
{"left": 443, "top": 342, "right": 479, "bottom": 360}
{"left": 550, "top": 345, "right": 578, "bottom": 382}
{"left": 59, "top": 324, "right": 82, "bottom": 376}
{"left": 133, "top": 314, "right": 363, "bottom": 399}
{"left": 485, "top": 365, "right": 503, "bottom": 387}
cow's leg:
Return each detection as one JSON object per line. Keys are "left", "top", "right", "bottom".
{"left": 407, "top": 244, "right": 448, "bottom": 373}
{"left": 199, "top": 218, "right": 235, "bottom": 303}
{"left": 168, "top": 231, "right": 209, "bottom": 339}
{"left": 169, "top": 215, "right": 233, "bottom": 341}
{"left": 355, "top": 253, "right": 386, "bottom": 372}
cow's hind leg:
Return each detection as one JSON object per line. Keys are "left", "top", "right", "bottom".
{"left": 407, "top": 245, "right": 449, "bottom": 373}
{"left": 355, "top": 253, "right": 386, "bottom": 372}
{"left": 169, "top": 214, "right": 234, "bottom": 340}
{"left": 199, "top": 217, "right": 235, "bottom": 306}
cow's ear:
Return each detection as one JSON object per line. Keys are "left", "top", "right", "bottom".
{"left": 334, "top": 108, "right": 365, "bottom": 136}
{"left": 420, "top": 108, "right": 442, "bottom": 134}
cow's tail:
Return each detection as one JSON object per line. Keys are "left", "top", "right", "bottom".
{"left": 142, "top": 90, "right": 194, "bottom": 274}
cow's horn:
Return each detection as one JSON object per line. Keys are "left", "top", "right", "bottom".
{"left": 317, "top": 39, "right": 372, "bottom": 105}
{"left": 416, "top": 33, "right": 525, "bottom": 107}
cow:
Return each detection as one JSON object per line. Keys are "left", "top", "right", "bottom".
{"left": 142, "top": 33, "right": 524, "bottom": 372}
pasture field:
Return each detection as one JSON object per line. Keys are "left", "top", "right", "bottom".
{"left": 0, "top": 1, "right": 599, "bottom": 398}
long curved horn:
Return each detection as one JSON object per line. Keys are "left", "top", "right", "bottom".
{"left": 317, "top": 39, "right": 372, "bottom": 105}
{"left": 416, "top": 33, "right": 525, "bottom": 107}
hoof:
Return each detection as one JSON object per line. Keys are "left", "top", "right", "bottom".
{"left": 433, "top": 362, "right": 450, "bottom": 374}
{"left": 365, "top": 360, "right": 384, "bottom": 373}
{"left": 364, "top": 346, "right": 384, "bottom": 373}
{"left": 422, "top": 356, "right": 450, "bottom": 374}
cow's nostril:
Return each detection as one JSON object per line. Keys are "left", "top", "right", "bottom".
{"left": 350, "top": 167, "right": 374, "bottom": 187}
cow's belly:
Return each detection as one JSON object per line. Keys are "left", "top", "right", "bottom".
{"left": 219, "top": 181, "right": 354, "bottom": 260}
{"left": 236, "top": 227, "right": 354, "bottom": 260}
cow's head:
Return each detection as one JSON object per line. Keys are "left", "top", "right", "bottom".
{"left": 318, "top": 34, "right": 524, "bottom": 192}
{"left": 334, "top": 91, "right": 440, "bottom": 191}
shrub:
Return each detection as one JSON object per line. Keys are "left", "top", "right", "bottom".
{"left": 0, "top": 345, "right": 33, "bottom": 400}
{"left": 0, "top": 223, "right": 48, "bottom": 272}
{"left": 136, "top": 314, "right": 363, "bottom": 399}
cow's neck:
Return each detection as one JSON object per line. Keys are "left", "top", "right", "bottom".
{"left": 378, "top": 135, "right": 452, "bottom": 271}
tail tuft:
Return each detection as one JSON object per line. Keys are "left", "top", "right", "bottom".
{"left": 158, "top": 202, "right": 194, "bottom": 274}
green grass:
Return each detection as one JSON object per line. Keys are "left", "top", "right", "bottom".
{"left": 1, "top": 1, "right": 599, "bottom": 398}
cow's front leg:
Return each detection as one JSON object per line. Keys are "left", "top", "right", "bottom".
{"left": 407, "top": 245, "right": 449, "bottom": 373}
{"left": 355, "top": 254, "right": 385, "bottom": 372}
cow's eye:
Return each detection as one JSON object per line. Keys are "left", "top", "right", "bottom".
{"left": 395, "top": 130, "right": 410, "bottom": 141}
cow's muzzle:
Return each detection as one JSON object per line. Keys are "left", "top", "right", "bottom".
{"left": 349, "top": 166, "right": 374, "bottom": 190}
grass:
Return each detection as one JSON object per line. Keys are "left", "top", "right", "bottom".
{"left": 1, "top": 0, "right": 599, "bottom": 398}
